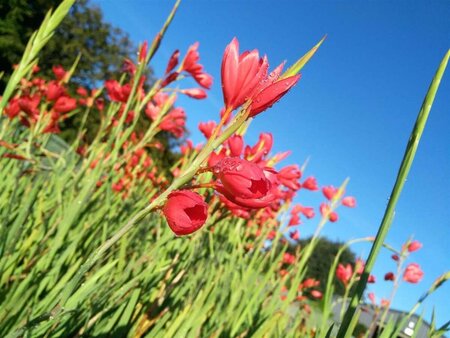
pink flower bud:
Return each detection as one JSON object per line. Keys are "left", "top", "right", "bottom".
{"left": 342, "top": 196, "right": 356, "bottom": 208}
{"left": 181, "top": 88, "right": 207, "bottom": 99}
{"left": 403, "top": 263, "right": 424, "bottom": 283}
{"left": 407, "top": 240, "right": 423, "bottom": 253}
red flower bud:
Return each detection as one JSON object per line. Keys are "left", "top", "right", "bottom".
{"left": 162, "top": 190, "right": 208, "bottom": 236}
{"left": 214, "top": 157, "right": 270, "bottom": 199}
{"left": 166, "top": 50, "right": 180, "bottom": 74}
{"left": 227, "top": 135, "right": 244, "bottom": 157}
{"left": 384, "top": 272, "right": 395, "bottom": 281}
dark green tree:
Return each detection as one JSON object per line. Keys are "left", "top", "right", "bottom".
{"left": 293, "top": 237, "right": 356, "bottom": 296}
{"left": 0, "top": 0, "right": 137, "bottom": 88}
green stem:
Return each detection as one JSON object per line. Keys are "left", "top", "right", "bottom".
{"left": 337, "top": 50, "right": 450, "bottom": 338}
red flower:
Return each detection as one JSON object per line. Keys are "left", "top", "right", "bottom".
{"left": 105, "top": 80, "right": 131, "bottom": 103}
{"left": 277, "top": 165, "right": 302, "bottom": 191}
{"left": 159, "top": 107, "right": 186, "bottom": 138}
{"left": 368, "top": 292, "right": 376, "bottom": 305}
{"left": 52, "top": 65, "right": 67, "bottom": 81}
{"left": 215, "top": 167, "right": 278, "bottom": 209}
{"left": 180, "top": 88, "right": 207, "bottom": 99}
{"left": 181, "top": 42, "right": 213, "bottom": 89}
{"left": 302, "top": 176, "right": 319, "bottom": 191}
{"left": 46, "top": 81, "right": 65, "bottom": 101}
{"left": 166, "top": 50, "right": 180, "bottom": 74}
{"left": 283, "top": 252, "right": 296, "bottom": 265}
{"left": 245, "top": 132, "right": 273, "bottom": 163}
{"left": 53, "top": 96, "right": 77, "bottom": 113}
{"left": 381, "top": 299, "right": 390, "bottom": 308}
{"left": 139, "top": 41, "right": 148, "bottom": 62}
{"left": 221, "top": 38, "right": 299, "bottom": 116}
{"left": 5, "top": 97, "right": 21, "bottom": 119}
{"left": 288, "top": 212, "right": 301, "bottom": 226}
{"left": 322, "top": 185, "right": 338, "bottom": 200}
{"left": 227, "top": 135, "right": 244, "bottom": 157}
{"left": 198, "top": 121, "right": 217, "bottom": 139}
{"left": 367, "top": 275, "right": 376, "bottom": 283}
{"left": 342, "top": 196, "right": 356, "bottom": 208}
{"left": 214, "top": 157, "right": 270, "bottom": 199}
{"left": 407, "top": 240, "right": 423, "bottom": 253}
{"left": 302, "top": 278, "right": 320, "bottom": 289}
{"left": 289, "top": 230, "right": 300, "bottom": 241}
{"left": 391, "top": 254, "right": 399, "bottom": 261}
{"left": 310, "top": 290, "right": 323, "bottom": 299}
{"left": 403, "top": 263, "right": 424, "bottom": 283}
{"left": 336, "top": 263, "right": 353, "bottom": 285}
{"left": 384, "top": 272, "right": 395, "bottom": 281}
{"left": 320, "top": 203, "right": 338, "bottom": 222}
{"left": 162, "top": 190, "right": 208, "bottom": 236}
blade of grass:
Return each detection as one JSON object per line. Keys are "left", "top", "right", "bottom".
{"left": 337, "top": 49, "right": 450, "bottom": 337}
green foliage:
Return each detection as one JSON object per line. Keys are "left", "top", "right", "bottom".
{"left": 0, "top": 0, "right": 59, "bottom": 77}
{"left": 352, "top": 322, "right": 368, "bottom": 337}
{"left": 0, "top": 0, "right": 143, "bottom": 89}
{"left": 296, "top": 237, "right": 356, "bottom": 296}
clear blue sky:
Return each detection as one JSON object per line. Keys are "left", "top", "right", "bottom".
{"left": 95, "top": 0, "right": 450, "bottom": 326}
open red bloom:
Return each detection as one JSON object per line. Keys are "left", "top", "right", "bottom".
{"left": 336, "top": 263, "right": 353, "bottom": 286}
{"left": 198, "top": 121, "right": 217, "bottom": 139}
{"left": 221, "top": 38, "right": 299, "bottom": 116}
{"left": 322, "top": 185, "right": 338, "bottom": 200}
{"left": 159, "top": 107, "right": 186, "bottom": 138}
{"left": 53, "top": 96, "right": 77, "bottom": 113}
{"left": 277, "top": 165, "right": 302, "bottom": 191}
{"left": 163, "top": 190, "right": 208, "bottom": 236}
{"left": 302, "top": 176, "right": 319, "bottom": 191}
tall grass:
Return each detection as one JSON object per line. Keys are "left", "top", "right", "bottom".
{"left": 0, "top": 1, "right": 449, "bottom": 337}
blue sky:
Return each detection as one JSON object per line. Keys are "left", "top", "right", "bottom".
{"left": 95, "top": 0, "right": 450, "bottom": 326}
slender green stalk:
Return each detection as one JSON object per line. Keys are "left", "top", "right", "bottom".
{"left": 337, "top": 50, "right": 450, "bottom": 337}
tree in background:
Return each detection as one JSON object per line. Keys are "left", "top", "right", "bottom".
{"left": 295, "top": 237, "right": 356, "bottom": 296}
{"left": 0, "top": 0, "right": 138, "bottom": 88}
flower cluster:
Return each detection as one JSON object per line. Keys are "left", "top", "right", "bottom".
{"left": 4, "top": 66, "right": 81, "bottom": 134}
